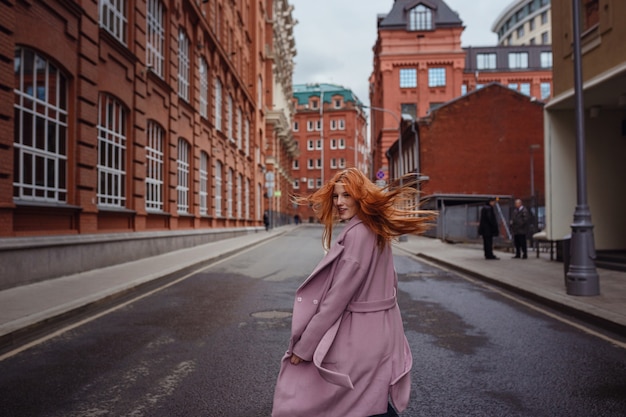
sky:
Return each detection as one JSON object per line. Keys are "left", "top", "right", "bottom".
{"left": 289, "top": 0, "right": 509, "bottom": 105}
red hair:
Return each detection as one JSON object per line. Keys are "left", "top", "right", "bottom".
{"left": 293, "top": 168, "right": 436, "bottom": 250}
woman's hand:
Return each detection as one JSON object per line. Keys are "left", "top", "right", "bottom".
{"left": 290, "top": 353, "right": 304, "bottom": 365}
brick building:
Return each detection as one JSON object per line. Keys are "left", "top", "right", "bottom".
{"left": 0, "top": 0, "right": 296, "bottom": 287}
{"left": 291, "top": 83, "right": 369, "bottom": 223}
{"left": 369, "top": 0, "right": 553, "bottom": 180}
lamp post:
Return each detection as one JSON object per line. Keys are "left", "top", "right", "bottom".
{"left": 567, "top": 0, "right": 599, "bottom": 295}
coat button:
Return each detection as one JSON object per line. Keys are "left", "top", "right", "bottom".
{"left": 313, "top": 299, "right": 319, "bottom": 305}
{"left": 297, "top": 297, "right": 302, "bottom": 302}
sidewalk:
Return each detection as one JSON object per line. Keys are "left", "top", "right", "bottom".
{"left": 1, "top": 227, "right": 624, "bottom": 357}
{"left": 393, "top": 235, "right": 626, "bottom": 336}
{"left": 0, "top": 227, "right": 293, "bottom": 356}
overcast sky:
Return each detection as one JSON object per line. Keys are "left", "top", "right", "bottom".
{"left": 289, "top": 0, "right": 507, "bottom": 105}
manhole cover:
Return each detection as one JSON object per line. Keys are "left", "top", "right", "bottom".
{"left": 251, "top": 310, "right": 293, "bottom": 319}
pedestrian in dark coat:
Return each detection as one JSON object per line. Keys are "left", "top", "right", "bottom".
{"left": 510, "top": 199, "right": 530, "bottom": 259}
{"left": 272, "top": 168, "right": 436, "bottom": 417}
{"left": 478, "top": 198, "right": 500, "bottom": 260}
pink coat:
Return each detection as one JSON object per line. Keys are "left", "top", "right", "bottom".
{"left": 272, "top": 217, "right": 412, "bottom": 417}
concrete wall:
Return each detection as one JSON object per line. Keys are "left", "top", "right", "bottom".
{"left": 0, "top": 227, "right": 263, "bottom": 291}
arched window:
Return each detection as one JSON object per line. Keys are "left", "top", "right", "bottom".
{"left": 176, "top": 138, "right": 190, "bottom": 213}
{"left": 146, "top": 121, "right": 165, "bottom": 211}
{"left": 200, "top": 152, "right": 209, "bottom": 215}
{"left": 97, "top": 93, "right": 128, "bottom": 207}
{"left": 215, "top": 160, "right": 223, "bottom": 217}
{"left": 13, "top": 48, "right": 68, "bottom": 203}
{"left": 409, "top": 5, "right": 433, "bottom": 31}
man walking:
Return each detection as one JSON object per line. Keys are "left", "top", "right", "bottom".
{"left": 510, "top": 199, "right": 530, "bottom": 259}
{"left": 478, "top": 198, "right": 500, "bottom": 260}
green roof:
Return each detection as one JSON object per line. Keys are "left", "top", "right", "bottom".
{"left": 292, "top": 83, "right": 362, "bottom": 106}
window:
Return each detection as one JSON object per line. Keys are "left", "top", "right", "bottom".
{"left": 13, "top": 49, "right": 68, "bottom": 203}
{"left": 307, "top": 159, "right": 314, "bottom": 169}
{"left": 476, "top": 53, "right": 497, "bottom": 70}
{"left": 146, "top": 121, "right": 164, "bottom": 211}
{"left": 236, "top": 174, "right": 242, "bottom": 218}
{"left": 245, "top": 118, "right": 250, "bottom": 156}
{"left": 339, "top": 120, "right": 345, "bottom": 130}
{"left": 307, "top": 179, "right": 314, "bottom": 189}
{"left": 339, "top": 158, "right": 346, "bottom": 169}
{"left": 293, "top": 121, "right": 299, "bottom": 131}
{"left": 215, "top": 78, "right": 222, "bottom": 130}
{"left": 293, "top": 179, "right": 300, "bottom": 189}
{"left": 293, "top": 160, "right": 299, "bottom": 169}
{"left": 307, "top": 121, "right": 314, "bottom": 131}
{"left": 316, "top": 178, "right": 322, "bottom": 188}
{"left": 146, "top": 0, "right": 164, "bottom": 77}
{"left": 399, "top": 68, "right": 417, "bottom": 88}
{"left": 199, "top": 58, "right": 209, "bottom": 118}
{"left": 401, "top": 103, "right": 417, "bottom": 119}
{"left": 339, "top": 138, "right": 346, "bottom": 149}
{"left": 428, "top": 68, "right": 446, "bottom": 87}
{"left": 520, "top": 83, "right": 531, "bottom": 96}
{"left": 176, "top": 138, "right": 190, "bottom": 213}
{"left": 529, "top": 18, "right": 536, "bottom": 31}
{"left": 227, "top": 95, "right": 234, "bottom": 141}
{"left": 315, "top": 120, "right": 322, "bottom": 131}
{"left": 541, "top": 11, "right": 548, "bottom": 25}
{"left": 330, "top": 120, "right": 337, "bottom": 130}
{"left": 215, "top": 160, "right": 222, "bottom": 217}
{"left": 178, "top": 28, "right": 190, "bottom": 101}
{"left": 461, "top": 84, "right": 468, "bottom": 95}
{"left": 97, "top": 94, "right": 127, "bottom": 207}
{"left": 200, "top": 152, "right": 209, "bottom": 216}
{"left": 99, "top": 0, "right": 127, "bottom": 44}
{"left": 508, "top": 52, "right": 529, "bottom": 69}
{"left": 307, "top": 140, "right": 314, "bottom": 150}
{"left": 409, "top": 5, "right": 432, "bottom": 31}
{"left": 517, "top": 26, "right": 525, "bottom": 39}
{"left": 227, "top": 168, "right": 233, "bottom": 217}
{"left": 245, "top": 178, "right": 250, "bottom": 219}
{"left": 316, "top": 159, "right": 322, "bottom": 169}
{"left": 540, "top": 51, "right": 552, "bottom": 68}
{"left": 334, "top": 99, "right": 341, "bottom": 108}
{"left": 540, "top": 82, "right": 551, "bottom": 100}
{"left": 311, "top": 100, "right": 319, "bottom": 110}
{"left": 330, "top": 139, "right": 337, "bottom": 149}
{"left": 582, "top": 0, "right": 599, "bottom": 31}
{"left": 541, "top": 31, "right": 549, "bottom": 44}
{"left": 237, "top": 107, "right": 243, "bottom": 149}
{"left": 316, "top": 139, "right": 322, "bottom": 150}
{"left": 330, "top": 158, "right": 337, "bottom": 169}
{"left": 508, "top": 83, "right": 518, "bottom": 90}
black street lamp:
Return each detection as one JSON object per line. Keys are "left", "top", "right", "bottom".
{"left": 566, "top": 0, "right": 599, "bottom": 296}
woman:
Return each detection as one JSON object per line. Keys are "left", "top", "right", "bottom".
{"left": 272, "top": 168, "right": 435, "bottom": 417}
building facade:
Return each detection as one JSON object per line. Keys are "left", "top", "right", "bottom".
{"left": 369, "top": 0, "right": 553, "bottom": 181}
{"left": 492, "top": 0, "right": 552, "bottom": 46}
{"left": 0, "top": 0, "right": 296, "bottom": 287}
{"left": 544, "top": 0, "right": 626, "bottom": 255}
{"left": 291, "top": 83, "right": 369, "bottom": 223}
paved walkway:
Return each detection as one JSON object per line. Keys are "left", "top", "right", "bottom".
{"left": 1, "top": 226, "right": 624, "bottom": 357}
{"left": 393, "top": 235, "right": 626, "bottom": 335}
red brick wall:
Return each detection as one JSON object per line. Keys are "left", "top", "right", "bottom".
{"left": 419, "top": 84, "right": 545, "bottom": 201}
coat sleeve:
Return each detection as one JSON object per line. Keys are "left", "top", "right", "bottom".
{"left": 292, "top": 227, "right": 374, "bottom": 361}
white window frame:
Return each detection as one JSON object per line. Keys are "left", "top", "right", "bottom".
{"left": 315, "top": 120, "right": 322, "bottom": 131}
{"left": 307, "top": 120, "right": 314, "bottom": 131}
{"left": 245, "top": 118, "right": 250, "bottom": 156}
{"left": 520, "top": 83, "right": 531, "bottom": 96}
{"left": 293, "top": 179, "right": 300, "bottom": 189}
{"left": 200, "top": 151, "right": 209, "bottom": 215}
{"left": 399, "top": 68, "right": 417, "bottom": 88}
{"left": 339, "top": 119, "right": 345, "bottom": 130}
{"left": 293, "top": 160, "right": 299, "bottom": 169}
{"left": 476, "top": 53, "right": 496, "bottom": 70}
{"left": 338, "top": 138, "right": 346, "bottom": 149}
{"left": 227, "top": 94, "right": 234, "bottom": 141}
{"left": 245, "top": 178, "right": 250, "bottom": 219}
{"left": 316, "top": 139, "right": 322, "bottom": 150}
{"left": 330, "top": 139, "right": 337, "bottom": 150}
{"left": 177, "top": 138, "right": 190, "bottom": 214}
{"left": 540, "top": 51, "right": 552, "bottom": 68}
{"left": 307, "top": 179, "right": 314, "bottom": 189}
{"left": 199, "top": 57, "right": 209, "bottom": 118}
{"left": 236, "top": 174, "right": 242, "bottom": 218}
{"left": 316, "top": 178, "right": 322, "bottom": 188}
{"left": 215, "top": 78, "right": 222, "bottom": 131}
{"left": 237, "top": 107, "right": 243, "bottom": 149}
{"left": 215, "top": 160, "right": 223, "bottom": 217}
{"left": 540, "top": 82, "right": 551, "bottom": 100}
{"left": 293, "top": 121, "right": 299, "bottom": 131}
{"left": 227, "top": 168, "right": 233, "bottom": 217}
{"left": 409, "top": 4, "right": 432, "bottom": 31}
{"left": 97, "top": 94, "right": 127, "bottom": 208}
{"left": 428, "top": 68, "right": 446, "bottom": 87}
{"left": 145, "top": 121, "right": 164, "bottom": 211}
{"left": 330, "top": 120, "right": 337, "bottom": 130}
{"left": 178, "top": 28, "right": 190, "bottom": 101}
{"left": 99, "top": 0, "right": 127, "bottom": 44}
{"left": 307, "top": 139, "right": 314, "bottom": 150}
{"left": 146, "top": 0, "right": 164, "bottom": 77}
{"left": 13, "top": 49, "right": 69, "bottom": 203}
{"left": 315, "top": 159, "right": 322, "bottom": 169}
{"left": 508, "top": 52, "right": 529, "bottom": 69}
{"left": 307, "top": 159, "right": 314, "bottom": 169}
{"left": 339, "top": 158, "right": 346, "bottom": 169}
{"left": 330, "top": 158, "right": 337, "bottom": 169}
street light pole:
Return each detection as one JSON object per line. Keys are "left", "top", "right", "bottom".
{"left": 567, "top": 0, "right": 599, "bottom": 296}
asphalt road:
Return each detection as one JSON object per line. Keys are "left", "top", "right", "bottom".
{"left": 0, "top": 226, "right": 625, "bottom": 416}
